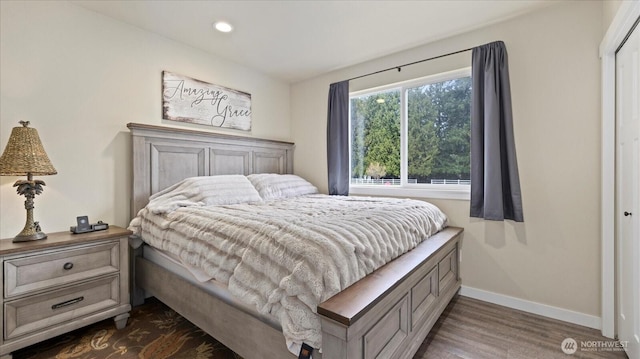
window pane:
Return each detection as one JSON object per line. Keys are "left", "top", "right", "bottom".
{"left": 350, "top": 89, "right": 401, "bottom": 186}
{"left": 407, "top": 77, "right": 471, "bottom": 185}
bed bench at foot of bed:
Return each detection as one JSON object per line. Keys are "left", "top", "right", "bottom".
{"left": 318, "top": 226, "right": 463, "bottom": 359}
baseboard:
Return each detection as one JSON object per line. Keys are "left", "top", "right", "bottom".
{"left": 460, "top": 285, "right": 601, "bottom": 330}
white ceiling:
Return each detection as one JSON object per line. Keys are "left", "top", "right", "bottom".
{"left": 72, "top": 0, "right": 556, "bottom": 84}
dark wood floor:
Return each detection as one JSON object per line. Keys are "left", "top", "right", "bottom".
{"left": 417, "top": 295, "right": 628, "bottom": 359}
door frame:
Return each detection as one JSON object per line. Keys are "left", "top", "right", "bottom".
{"left": 600, "top": 0, "right": 640, "bottom": 339}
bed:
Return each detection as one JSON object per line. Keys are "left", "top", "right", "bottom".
{"left": 127, "top": 123, "right": 462, "bottom": 359}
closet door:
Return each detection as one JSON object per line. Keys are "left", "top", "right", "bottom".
{"left": 616, "top": 20, "right": 639, "bottom": 359}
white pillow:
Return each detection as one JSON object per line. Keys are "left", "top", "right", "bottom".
{"left": 146, "top": 175, "right": 262, "bottom": 214}
{"left": 247, "top": 174, "right": 318, "bottom": 200}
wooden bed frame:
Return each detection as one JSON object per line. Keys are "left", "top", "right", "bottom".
{"left": 127, "top": 123, "right": 462, "bottom": 359}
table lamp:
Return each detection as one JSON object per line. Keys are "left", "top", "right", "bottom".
{"left": 0, "top": 121, "right": 57, "bottom": 242}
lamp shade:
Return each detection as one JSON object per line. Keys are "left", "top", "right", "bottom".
{"left": 0, "top": 121, "right": 57, "bottom": 176}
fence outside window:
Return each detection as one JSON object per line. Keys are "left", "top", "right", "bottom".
{"left": 350, "top": 178, "right": 470, "bottom": 185}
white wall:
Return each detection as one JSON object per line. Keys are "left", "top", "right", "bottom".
{"left": 292, "top": 1, "right": 604, "bottom": 320}
{"left": 0, "top": 1, "right": 291, "bottom": 238}
{"left": 603, "top": 0, "right": 624, "bottom": 33}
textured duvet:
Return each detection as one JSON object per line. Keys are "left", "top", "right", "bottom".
{"left": 129, "top": 192, "right": 447, "bottom": 354}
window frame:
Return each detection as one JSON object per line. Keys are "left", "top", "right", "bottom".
{"left": 349, "top": 67, "right": 472, "bottom": 201}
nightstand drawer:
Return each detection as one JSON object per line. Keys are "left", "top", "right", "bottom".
{"left": 4, "top": 242, "right": 119, "bottom": 298}
{"left": 4, "top": 275, "right": 120, "bottom": 340}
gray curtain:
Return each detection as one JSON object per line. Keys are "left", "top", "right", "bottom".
{"left": 327, "top": 80, "right": 350, "bottom": 195}
{"left": 470, "top": 41, "right": 524, "bottom": 222}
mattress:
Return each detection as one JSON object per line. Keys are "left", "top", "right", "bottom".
{"left": 142, "top": 245, "right": 281, "bottom": 329}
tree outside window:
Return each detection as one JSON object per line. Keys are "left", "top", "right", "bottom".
{"left": 350, "top": 72, "right": 471, "bottom": 187}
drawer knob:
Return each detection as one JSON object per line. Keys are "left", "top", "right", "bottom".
{"left": 63, "top": 262, "right": 74, "bottom": 270}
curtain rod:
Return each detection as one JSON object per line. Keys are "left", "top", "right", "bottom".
{"left": 347, "top": 46, "right": 474, "bottom": 82}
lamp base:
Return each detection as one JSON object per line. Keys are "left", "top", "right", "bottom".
{"left": 13, "top": 231, "right": 47, "bottom": 242}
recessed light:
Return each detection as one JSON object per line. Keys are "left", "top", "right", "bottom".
{"left": 214, "top": 21, "right": 233, "bottom": 33}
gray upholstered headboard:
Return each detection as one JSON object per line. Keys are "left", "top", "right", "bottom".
{"left": 128, "top": 123, "right": 294, "bottom": 217}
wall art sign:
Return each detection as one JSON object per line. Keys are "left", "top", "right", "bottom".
{"left": 162, "top": 71, "right": 252, "bottom": 131}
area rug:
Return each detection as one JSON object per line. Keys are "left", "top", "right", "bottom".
{"left": 12, "top": 298, "right": 243, "bottom": 359}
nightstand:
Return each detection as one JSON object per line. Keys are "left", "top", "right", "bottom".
{"left": 0, "top": 226, "right": 132, "bottom": 359}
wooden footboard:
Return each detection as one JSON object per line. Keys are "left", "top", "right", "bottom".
{"left": 130, "top": 227, "right": 461, "bottom": 359}
{"left": 318, "top": 226, "right": 462, "bottom": 359}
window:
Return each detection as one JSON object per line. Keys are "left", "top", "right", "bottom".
{"left": 349, "top": 68, "right": 471, "bottom": 199}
